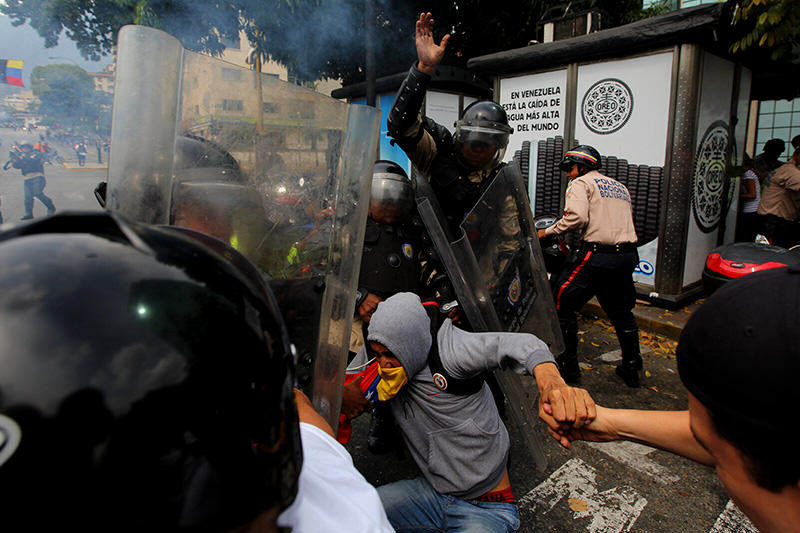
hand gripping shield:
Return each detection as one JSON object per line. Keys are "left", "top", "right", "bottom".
{"left": 105, "top": 25, "right": 379, "bottom": 428}
{"left": 415, "top": 162, "right": 564, "bottom": 470}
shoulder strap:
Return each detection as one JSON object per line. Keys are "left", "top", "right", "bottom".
{"left": 421, "top": 301, "right": 485, "bottom": 396}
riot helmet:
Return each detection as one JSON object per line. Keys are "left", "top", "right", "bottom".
{"left": 453, "top": 101, "right": 513, "bottom": 171}
{"left": 558, "top": 145, "right": 602, "bottom": 175}
{"left": 169, "top": 134, "right": 268, "bottom": 261}
{"left": 369, "top": 160, "right": 414, "bottom": 224}
{"left": 0, "top": 212, "right": 301, "bottom": 531}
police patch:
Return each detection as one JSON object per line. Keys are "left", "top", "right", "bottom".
{"left": 402, "top": 243, "right": 414, "bottom": 260}
{"left": 507, "top": 271, "right": 522, "bottom": 307}
{"left": 432, "top": 372, "right": 448, "bottom": 391}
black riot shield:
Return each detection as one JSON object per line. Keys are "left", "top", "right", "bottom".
{"left": 416, "top": 162, "right": 564, "bottom": 471}
{"left": 106, "top": 25, "right": 379, "bottom": 428}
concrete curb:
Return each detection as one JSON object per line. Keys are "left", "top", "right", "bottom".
{"left": 63, "top": 163, "right": 108, "bottom": 171}
{"left": 580, "top": 300, "right": 684, "bottom": 341}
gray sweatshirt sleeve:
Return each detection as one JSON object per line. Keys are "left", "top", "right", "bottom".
{"left": 437, "top": 320, "right": 555, "bottom": 378}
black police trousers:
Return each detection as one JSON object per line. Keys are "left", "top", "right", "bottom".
{"left": 552, "top": 248, "right": 638, "bottom": 334}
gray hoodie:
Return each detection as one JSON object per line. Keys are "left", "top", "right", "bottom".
{"left": 351, "top": 292, "right": 555, "bottom": 499}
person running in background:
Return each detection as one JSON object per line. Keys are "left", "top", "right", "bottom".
{"left": 6, "top": 143, "right": 56, "bottom": 220}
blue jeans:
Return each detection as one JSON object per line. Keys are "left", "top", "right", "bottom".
{"left": 23, "top": 176, "right": 55, "bottom": 217}
{"left": 378, "top": 477, "right": 520, "bottom": 532}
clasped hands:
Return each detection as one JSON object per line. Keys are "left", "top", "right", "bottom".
{"left": 534, "top": 362, "right": 614, "bottom": 448}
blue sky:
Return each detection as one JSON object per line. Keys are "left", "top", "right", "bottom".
{"left": 1, "top": 14, "right": 113, "bottom": 94}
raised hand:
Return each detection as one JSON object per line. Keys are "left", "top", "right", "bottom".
{"left": 415, "top": 12, "right": 450, "bottom": 74}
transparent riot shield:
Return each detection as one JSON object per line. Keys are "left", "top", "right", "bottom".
{"left": 416, "top": 162, "right": 564, "bottom": 471}
{"left": 106, "top": 25, "right": 379, "bottom": 428}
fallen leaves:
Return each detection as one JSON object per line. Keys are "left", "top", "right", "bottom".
{"left": 568, "top": 498, "right": 588, "bottom": 512}
{"left": 591, "top": 318, "right": 678, "bottom": 359}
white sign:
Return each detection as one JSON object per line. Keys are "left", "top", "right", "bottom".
{"left": 500, "top": 70, "right": 568, "bottom": 161}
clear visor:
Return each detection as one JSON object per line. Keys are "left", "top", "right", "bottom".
{"left": 454, "top": 125, "right": 510, "bottom": 149}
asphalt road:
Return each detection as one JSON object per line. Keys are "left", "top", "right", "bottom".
{"left": 346, "top": 314, "right": 756, "bottom": 533}
{"left": 0, "top": 128, "right": 105, "bottom": 223}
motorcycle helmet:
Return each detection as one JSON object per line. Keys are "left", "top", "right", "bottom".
{"left": 0, "top": 211, "right": 300, "bottom": 531}
{"left": 369, "top": 160, "right": 414, "bottom": 223}
{"left": 453, "top": 101, "right": 513, "bottom": 171}
{"left": 558, "top": 145, "right": 602, "bottom": 174}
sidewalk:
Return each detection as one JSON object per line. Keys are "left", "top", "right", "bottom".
{"left": 580, "top": 297, "right": 703, "bottom": 341}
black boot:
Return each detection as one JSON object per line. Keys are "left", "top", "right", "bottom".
{"left": 367, "top": 401, "right": 397, "bottom": 454}
{"left": 556, "top": 321, "right": 580, "bottom": 384}
{"left": 615, "top": 328, "right": 642, "bottom": 388}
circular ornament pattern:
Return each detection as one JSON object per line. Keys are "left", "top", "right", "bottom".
{"left": 581, "top": 78, "right": 634, "bottom": 134}
{"left": 692, "top": 121, "right": 731, "bottom": 233}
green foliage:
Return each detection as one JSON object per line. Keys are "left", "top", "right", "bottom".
{"left": 2, "top": 0, "right": 665, "bottom": 86}
{"left": 30, "top": 63, "right": 110, "bottom": 132}
{"left": 727, "top": 0, "right": 800, "bottom": 60}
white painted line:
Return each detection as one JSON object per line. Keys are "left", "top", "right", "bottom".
{"left": 586, "top": 440, "right": 681, "bottom": 484}
{"left": 520, "top": 458, "right": 647, "bottom": 533}
{"left": 709, "top": 500, "right": 757, "bottom": 533}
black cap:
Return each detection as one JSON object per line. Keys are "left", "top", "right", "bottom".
{"left": 677, "top": 267, "right": 800, "bottom": 431}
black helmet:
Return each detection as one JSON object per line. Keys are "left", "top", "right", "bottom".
{"left": 0, "top": 212, "right": 301, "bottom": 531}
{"left": 558, "top": 145, "right": 602, "bottom": 173}
{"left": 453, "top": 100, "right": 513, "bottom": 171}
{"left": 370, "top": 160, "right": 414, "bottom": 223}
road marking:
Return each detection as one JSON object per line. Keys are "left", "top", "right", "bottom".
{"left": 520, "top": 458, "right": 647, "bottom": 532}
{"left": 709, "top": 500, "right": 757, "bottom": 533}
{"left": 586, "top": 441, "right": 681, "bottom": 484}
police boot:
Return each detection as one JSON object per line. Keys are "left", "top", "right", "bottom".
{"left": 367, "top": 401, "right": 398, "bottom": 455}
{"left": 555, "top": 321, "right": 580, "bottom": 384}
{"left": 615, "top": 328, "right": 643, "bottom": 388}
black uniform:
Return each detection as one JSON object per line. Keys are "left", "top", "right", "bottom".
{"left": 357, "top": 218, "right": 424, "bottom": 302}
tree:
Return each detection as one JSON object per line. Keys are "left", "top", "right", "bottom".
{"left": 30, "top": 63, "right": 107, "bottom": 132}
{"left": 725, "top": 0, "right": 800, "bottom": 60}
{"left": 2, "top": 0, "right": 662, "bottom": 86}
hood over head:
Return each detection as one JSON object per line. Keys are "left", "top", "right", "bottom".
{"left": 367, "top": 292, "right": 431, "bottom": 378}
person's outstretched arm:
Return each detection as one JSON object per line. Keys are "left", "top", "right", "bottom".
{"left": 293, "top": 388, "right": 335, "bottom": 437}
{"left": 386, "top": 12, "right": 451, "bottom": 175}
{"left": 547, "top": 405, "right": 715, "bottom": 466}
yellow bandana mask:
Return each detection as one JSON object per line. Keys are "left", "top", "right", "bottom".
{"left": 376, "top": 365, "right": 408, "bottom": 401}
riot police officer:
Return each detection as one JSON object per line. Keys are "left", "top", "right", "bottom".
{"left": 351, "top": 160, "right": 426, "bottom": 453}
{"left": 353, "top": 161, "right": 425, "bottom": 338}
{"left": 387, "top": 12, "right": 513, "bottom": 233}
{"left": 537, "top": 146, "right": 643, "bottom": 387}
{"left": 0, "top": 212, "right": 392, "bottom": 532}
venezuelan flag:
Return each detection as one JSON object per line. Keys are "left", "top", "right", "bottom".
{"left": 1, "top": 59, "right": 24, "bottom": 87}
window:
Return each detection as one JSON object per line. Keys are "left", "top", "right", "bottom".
{"left": 222, "top": 99, "right": 243, "bottom": 112}
{"left": 221, "top": 68, "right": 242, "bottom": 82}
{"left": 221, "top": 33, "right": 240, "bottom": 50}
{"left": 291, "top": 102, "right": 315, "bottom": 120}
{"left": 754, "top": 98, "right": 800, "bottom": 161}
{"left": 262, "top": 102, "right": 279, "bottom": 114}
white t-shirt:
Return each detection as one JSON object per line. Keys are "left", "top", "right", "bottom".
{"left": 277, "top": 423, "right": 394, "bottom": 532}
{"left": 742, "top": 169, "right": 761, "bottom": 214}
